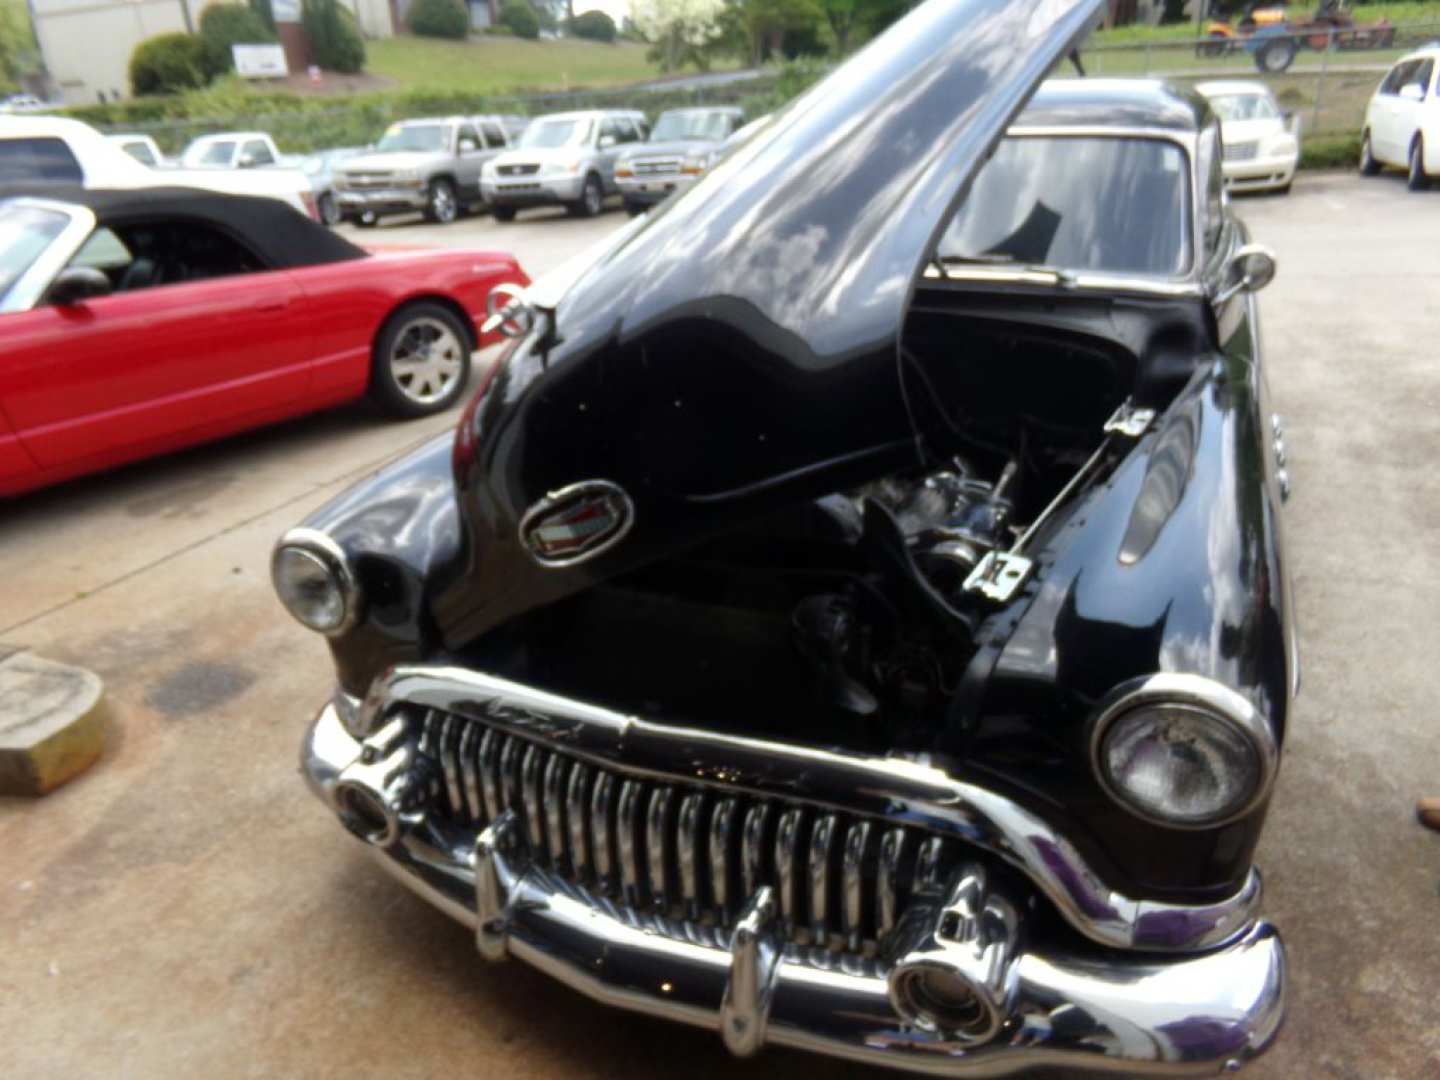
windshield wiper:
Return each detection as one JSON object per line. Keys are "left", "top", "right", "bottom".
{"left": 930, "top": 253, "right": 1076, "bottom": 288}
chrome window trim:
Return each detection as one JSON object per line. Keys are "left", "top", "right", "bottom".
{"left": 1, "top": 197, "right": 96, "bottom": 314}
{"left": 271, "top": 526, "right": 364, "bottom": 637}
{"left": 358, "top": 664, "right": 1264, "bottom": 953}
{"left": 929, "top": 126, "right": 1202, "bottom": 296}
{"left": 1087, "top": 672, "right": 1281, "bottom": 830}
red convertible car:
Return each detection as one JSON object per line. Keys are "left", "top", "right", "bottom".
{"left": 0, "top": 188, "right": 529, "bottom": 496}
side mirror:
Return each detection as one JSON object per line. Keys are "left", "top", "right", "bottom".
{"left": 1399, "top": 83, "right": 1424, "bottom": 102}
{"left": 599, "top": 135, "right": 617, "bottom": 150}
{"left": 49, "top": 266, "right": 111, "bottom": 306}
{"left": 458, "top": 138, "right": 477, "bottom": 153}
{"left": 1217, "top": 243, "right": 1277, "bottom": 304}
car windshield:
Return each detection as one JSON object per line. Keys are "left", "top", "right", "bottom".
{"left": 650, "top": 112, "right": 732, "bottom": 143}
{"left": 938, "top": 136, "right": 1192, "bottom": 277}
{"left": 1207, "top": 93, "right": 1280, "bottom": 121}
{"left": 520, "top": 119, "right": 592, "bottom": 149}
{"left": 183, "top": 140, "right": 237, "bottom": 167}
{"left": 376, "top": 124, "right": 451, "bottom": 153}
{"left": 0, "top": 203, "right": 69, "bottom": 307}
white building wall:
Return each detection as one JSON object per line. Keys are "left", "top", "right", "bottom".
{"left": 349, "top": 0, "right": 394, "bottom": 38}
{"left": 32, "top": 0, "right": 192, "bottom": 105}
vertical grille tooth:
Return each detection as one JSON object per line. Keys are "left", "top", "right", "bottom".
{"left": 709, "top": 798, "right": 739, "bottom": 917}
{"left": 543, "top": 755, "right": 569, "bottom": 871}
{"left": 617, "top": 780, "right": 646, "bottom": 906}
{"left": 914, "top": 835, "right": 947, "bottom": 894}
{"left": 809, "top": 813, "right": 839, "bottom": 943}
{"left": 519, "top": 743, "right": 545, "bottom": 855}
{"left": 459, "top": 721, "right": 484, "bottom": 824}
{"left": 438, "top": 712, "right": 464, "bottom": 816}
{"left": 646, "top": 786, "right": 678, "bottom": 909}
{"left": 478, "top": 727, "right": 502, "bottom": 821}
{"left": 590, "top": 772, "right": 617, "bottom": 890}
{"left": 567, "top": 763, "right": 593, "bottom": 882}
{"left": 677, "top": 792, "right": 706, "bottom": 918}
{"left": 774, "top": 807, "right": 806, "bottom": 929}
{"left": 841, "top": 820, "right": 872, "bottom": 951}
{"left": 877, "top": 827, "right": 910, "bottom": 938}
{"left": 741, "top": 802, "right": 774, "bottom": 899}
{"left": 499, "top": 736, "right": 523, "bottom": 814}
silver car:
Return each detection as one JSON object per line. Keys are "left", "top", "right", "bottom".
{"left": 615, "top": 106, "right": 745, "bottom": 215}
{"left": 481, "top": 110, "right": 649, "bottom": 221}
{"left": 334, "top": 116, "right": 515, "bottom": 226}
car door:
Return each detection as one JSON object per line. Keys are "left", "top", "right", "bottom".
{"left": 596, "top": 117, "right": 625, "bottom": 190}
{"left": 1394, "top": 58, "right": 1435, "bottom": 161}
{"left": 456, "top": 122, "right": 487, "bottom": 205}
{"left": 1371, "top": 60, "right": 1415, "bottom": 162}
{"left": 2, "top": 218, "right": 314, "bottom": 470}
{"left": 240, "top": 138, "right": 277, "bottom": 168}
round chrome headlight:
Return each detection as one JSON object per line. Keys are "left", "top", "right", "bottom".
{"left": 1090, "top": 675, "right": 1277, "bottom": 829}
{"left": 271, "top": 528, "right": 361, "bottom": 636}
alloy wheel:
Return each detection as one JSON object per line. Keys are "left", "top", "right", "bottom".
{"left": 430, "top": 182, "right": 457, "bottom": 224}
{"left": 584, "top": 176, "right": 602, "bottom": 216}
{"left": 388, "top": 317, "right": 464, "bottom": 405}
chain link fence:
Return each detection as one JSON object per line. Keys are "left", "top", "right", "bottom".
{"left": 91, "top": 21, "right": 1440, "bottom": 158}
{"left": 1076, "top": 20, "right": 1440, "bottom": 144}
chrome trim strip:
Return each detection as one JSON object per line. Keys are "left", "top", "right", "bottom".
{"left": 566, "top": 762, "right": 591, "bottom": 882}
{"left": 521, "top": 743, "right": 545, "bottom": 853}
{"left": 1088, "top": 673, "right": 1281, "bottom": 829}
{"left": 809, "top": 813, "right": 837, "bottom": 941}
{"left": 842, "top": 820, "right": 870, "bottom": 951}
{"left": 478, "top": 727, "right": 501, "bottom": 822}
{"left": 355, "top": 666, "right": 1263, "bottom": 952}
{"left": 617, "top": 779, "right": 644, "bottom": 905}
{"left": 678, "top": 792, "right": 704, "bottom": 918}
{"left": 647, "top": 786, "right": 676, "bottom": 907}
{"left": 590, "top": 772, "right": 616, "bottom": 887}
{"left": 878, "top": 827, "right": 906, "bottom": 937}
{"left": 459, "top": 720, "right": 484, "bottom": 823}
{"left": 303, "top": 703, "right": 1287, "bottom": 1079}
{"left": 774, "top": 808, "right": 803, "bottom": 928}
{"left": 710, "top": 798, "right": 738, "bottom": 915}
{"left": 543, "top": 754, "right": 568, "bottom": 869}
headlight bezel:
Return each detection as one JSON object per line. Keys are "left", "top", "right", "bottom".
{"left": 1087, "top": 673, "right": 1278, "bottom": 830}
{"left": 271, "top": 527, "right": 363, "bottom": 637}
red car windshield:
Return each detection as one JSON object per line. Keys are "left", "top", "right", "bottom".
{"left": 0, "top": 203, "right": 68, "bottom": 307}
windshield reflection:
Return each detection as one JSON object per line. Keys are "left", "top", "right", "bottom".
{"left": 939, "top": 135, "right": 1192, "bottom": 277}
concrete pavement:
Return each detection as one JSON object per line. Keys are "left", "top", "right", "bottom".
{"left": 2, "top": 176, "right": 1438, "bottom": 1078}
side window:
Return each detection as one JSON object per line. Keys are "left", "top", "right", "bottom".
{"left": 480, "top": 122, "right": 506, "bottom": 148}
{"left": 1413, "top": 59, "right": 1435, "bottom": 98}
{"left": 619, "top": 119, "right": 643, "bottom": 144}
{"left": 1198, "top": 124, "right": 1225, "bottom": 259}
{"left": 242, "top": 139, "right": 275, "bottom": 166}
{"left": 458, "top": 124, "right": 482, "bottom": 151}
{"left": 600, "top": 118, "right": 620, "bottom": 144}
{"left": 0, "top": 138, "right": 84, "bottom": 184}
{"left": 123, "top": 142, "right": 158, "bottom": 166}
{"left": 101, "top": 220, "right": 266, "bottom": 293}
{"left": 1382, "top": 60, "right": 1416, "bottom": 95}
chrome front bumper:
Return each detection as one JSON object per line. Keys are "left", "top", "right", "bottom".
{"left": 302, "top": 699, "right": 1286, "bottom": 1077}
{"left": 336, "top": 188, "right": 427, "bottom": 212}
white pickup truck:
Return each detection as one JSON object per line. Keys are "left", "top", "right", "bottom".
{"left": 0, "top": 116, "right": 319, "bottom": 219}
{"left": 178, "top": 131, "right": 303, "bottom": 171}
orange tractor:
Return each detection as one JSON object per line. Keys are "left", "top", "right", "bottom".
{"left": 1199, "top": 0, "right": 1397, "bottom": 72}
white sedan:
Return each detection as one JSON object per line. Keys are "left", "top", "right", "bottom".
{"left": 1360, "top": 48, "right": 1439, "bottom": 191}
{"left": 1196, "top": 80, "right": 1299, "bottom": 194}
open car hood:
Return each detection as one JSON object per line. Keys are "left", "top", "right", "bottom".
{"left": 541, "top": 0, "right": 1103, "bottom": 363}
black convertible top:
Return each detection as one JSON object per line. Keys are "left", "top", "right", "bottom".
{"left": 10, "top": 186, "right": 367, "bottom": 269}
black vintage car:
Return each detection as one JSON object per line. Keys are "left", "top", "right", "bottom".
{"left": 274, "top": 0, "right": 1295, "bottom": 1074}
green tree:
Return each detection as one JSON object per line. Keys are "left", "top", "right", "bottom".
{"left": 735, "top": 0, "right": 823, "bottom": 66}
{"left": 302, "top": 0, "right": 366, "bottom": 73}
{"left": 499, "top": 0, "right": 541, "bottom": 38}
{"left": 0, "top": 0, "right": 40, "bottom": 93}
{"left": 249, "top": 0, "right": 276, "bottom": 32}
{"left": 199, "top": 3, "right": 277, "bottom": 80}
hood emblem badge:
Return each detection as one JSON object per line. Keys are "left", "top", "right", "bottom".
{"left": 519, "top": 480, "right": 635, "bottom": 568}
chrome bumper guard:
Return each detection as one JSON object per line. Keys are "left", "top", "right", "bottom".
{"left": 303, "top": 694, "right": 1285, "bottom": 1077}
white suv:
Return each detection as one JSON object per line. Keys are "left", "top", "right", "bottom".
{"left": 481, "top": 110, "right": 649, "bottom": 221}
{"left": 1361, "top": 48, "right": 1440, "bottom": 190}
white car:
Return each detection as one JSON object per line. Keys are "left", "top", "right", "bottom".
{"left": 1195, "top": 80, "right": 1299, "bottom": 194}
{"left": 0, "top": 116, "right": 318, "bottom": 218}
{"left": 1361, "top": 48, "right": 1439, "bottom": 190}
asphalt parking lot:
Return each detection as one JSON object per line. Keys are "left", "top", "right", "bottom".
{"left": 2, "top": 175, "right": 1438, "bottom": 1079}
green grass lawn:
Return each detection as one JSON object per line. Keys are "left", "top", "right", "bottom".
{"left": 366, "top": 36, "right": 728, "bottom": 94}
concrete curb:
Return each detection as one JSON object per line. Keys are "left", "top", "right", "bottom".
{"left": 0, "top": 651, "right": 106, "bottom": 797}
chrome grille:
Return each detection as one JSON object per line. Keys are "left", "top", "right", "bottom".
{"left": 419, "top": 708, "right": 955, "bottom": 952}
{"left": 1224, "top": 140, "right": 1258, "bottom": 161}
{"left": 630, "top": 157, "right": 682, "bottom": 175}
{"left": 341, "top": 171, "right": 394, "bottom": 189}
{"left": 498, "top": 163, "right": 541, "bottom": 176}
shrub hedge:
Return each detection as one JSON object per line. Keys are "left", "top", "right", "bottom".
{"left": 567, "top": 10, "right": 616, "bottom": 42}
{"left": 302, "top": 0, "right": 365, "bottom": 73}
{"left": 499, "top": 0, "right": 540, "bottom": 39}
{"left": 129, "top": 33, "right": 207, "bottom": 96}
{"left": 408, "top": 0, "right": 470, "bottom": 40}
